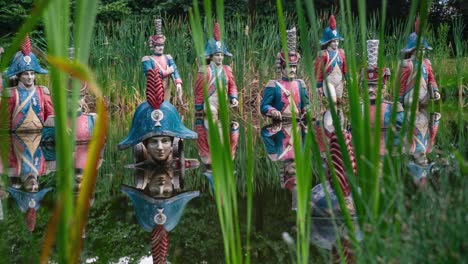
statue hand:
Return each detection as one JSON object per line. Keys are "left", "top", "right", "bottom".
{"left": 231, "top": 121, "right": 239, "bottom": 130}
{"left": 270, "top": 109, "right": 282, "bottom": 121}
{"left": 433, "top": 91, "right": 441, "bottom": 101}
{"left": 230, "top": 98, "right": 239, "bottom": 107}
{"left": 317, "top": 88, "right": 324, "bottom": 97}
{"left": 271, "top": 121, "right": 282, "bottom": 133}
{"left": 166, "top": 66, "right": 175, "bottom": 75}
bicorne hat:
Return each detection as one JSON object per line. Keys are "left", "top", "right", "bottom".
{"left": 118, "top": 68, "right": 197, "bottom": 150}
{"left": 6, "top": 35, "right": 48, "bottom": 78}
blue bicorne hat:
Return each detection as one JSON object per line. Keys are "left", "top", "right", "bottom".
{"left": 7, "top": 187, "right": 52, "bottom": 213}
{"left": 204, "top": 23, "right": 232, "bottom": 58}
{"left": 402, "top": 18, "right": 432, "bottom": 53}
{"left": 407, "top": 160, "right": 434, "bottom": 182}
{"left": 320, "top": 15, "right": 344, "bottom": 46}
{"left": 121, "top": 185, "right": 199, "bottom": 232}
{"left": 118, "top": 68, "right": 197, "bottom": 150}
{"left": 6, "top": 36, "right": 48, "bottom": 78}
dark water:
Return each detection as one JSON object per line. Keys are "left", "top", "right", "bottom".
{"left": 0, "top": 100, "right": 465, "bottom": 263}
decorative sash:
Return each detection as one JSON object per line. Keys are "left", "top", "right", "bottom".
{"left": 275, "top": 81, "right": 299, "bottom": 114}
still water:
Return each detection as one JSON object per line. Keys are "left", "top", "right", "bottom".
{"left": 0, "top": 100, "right": 465, "bottom": 263}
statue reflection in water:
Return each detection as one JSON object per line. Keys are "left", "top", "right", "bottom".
{"left": 2, "top": 133, "right": 52, "bottom": 232}
{"left": 118, "top": 68, "right": 199, "bottom": 264}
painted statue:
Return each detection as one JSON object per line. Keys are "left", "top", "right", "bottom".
{"left": 404, "top": 110, "right": 440, "bottom": 188}
{"left": 398, "top": 18, "right": 440, "bottom": 108}
{"left": 194, "top": 22, "right": 239, "bottom": 118}
{"left": 118, "top": 67, "right": 199, "bottom": 263}
{"left": 3, "top": 36, "right": 54, "bottom": 132}
{"left": 261, "top": 121, "right": 307, "bottom": 210}
{"left": 2, "top": 133, "right": 53, "bottom": 231}
{"left": 361, "top": 40, "right": 405, "bottom": 156}
{"left": 42, "top": 48, "right": 97, "bottom": 144}
{"left": 261, "top": 27, "right": 310, "bottom": 121}
{"left": 315, "top": 15, "right": 346, "bottom": 106}
{"left": 142, "top": 19, "right": 184, "bottom": 105}
{"left": 311, "top": 115, "right": 357, "bottom": 217}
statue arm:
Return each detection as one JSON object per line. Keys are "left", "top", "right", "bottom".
{"left": 314, "top": 53, "right": 325, "bottom": 89}
{"left": 340, "top": 49, "right": 347, "bottom": 79}
{"left": 398, "top": 61, "right": 412, "bottom": 98}
{"left": 167, "top": 55, "right": 183, "bottom": 85}
{"left": 298, "top": 80, "right": 310, "bottom": 112}
{"left": 141, "top": 57, "right": 153, "bottom": 76}
{"left": 225, "top": 66, "right": 238, "bottom": 101}
{"left": 194, "top": 71, "right": 207, "bottom": 111}
{"left": 427, "top": 113, "right": 440, "bottom": 153}
{"left": 260, "top": 85, "right": 277, "bottom": 116}
{"left": 424, "top": 59, "right": 438, "bottom": 92}
{"left": 40, "top": 86, "right": 55, "bottom": 119}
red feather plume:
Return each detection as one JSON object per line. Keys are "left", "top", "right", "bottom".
{"left": 151, "top": 225, "right": 169, "bottom": 264}
{"left": 146, "top": 68, "right": 164, "bottom": 109}
{"left": 329, "top": 15, "right": 336, "bottom": 30}
{"left": 21, "top": 35, "right": 31, "bottom": 56}
{"left": 415, "top": 17, "right": 420, "bottom": 34}
{"left": 214, "top": 22, "right": 221, "bottom": 41}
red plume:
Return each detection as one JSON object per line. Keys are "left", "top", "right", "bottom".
{"left": 329, "top": 15, "right": 336, "bottom": 30}
{"left": 151, "top": 225, "right": 169, "bottom": 264}
{"left": 414, "top": 17, "right": 420, "bottom": 34}
{"left": 214, "top": 22, "right": 221, "bottom": 41}
{"left": 21, "top": 35, "right": 31, "bottom": 56}
{"left": 25, "top": 208, "right": 37, "bottom": 232}
{"left": 146, "top": 68, "right": 164, "bottom": 109}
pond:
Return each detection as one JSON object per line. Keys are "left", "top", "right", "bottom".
{"left": 0, "top": 99, "right": 465, "bottom": 263}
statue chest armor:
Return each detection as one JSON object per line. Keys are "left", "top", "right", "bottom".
{"left": 368, "top": 103, "right": 392, "bottom": 130}
{"left": 279, "top": 127, "right": 294, "bottom": 160}
{"left": 13, "top": 87, "right": 44, "bottom": 131}
{"left": 278, "top": 80, "right": 300, "bottom": 115}
{"left": 151, "top": 55, "right": 170, "bottom": 88}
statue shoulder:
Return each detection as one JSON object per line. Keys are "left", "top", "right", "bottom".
{"left": 296, "top": 79, "right": 306, "bottom": 87}
{"left": 224, "top": 65, "right": 233, "bottom": 72}
{"left": 317, "top": 50, "right": 327, "bottom": 57}
{"left": 141, "top": 56, "right": 151, "bottom": 62}
{"left": 38, "top": 86, "right": 51, "bottom": 95}
{"left": 3, "top": 86, "right": 16, "bottom": 97}
{"left": 339, "top": 48, "right": 345, "bottom": 55}
{"left": 165, "top": 54, "right": 173, "bottom": 60}
{"left": 265, "top": 80, "right": 277, "bottom": 88}
{"left": 423, "top": 58, "right": 432, "bottom": 66}
{"left": 401, "top": 59, "right": 412, "bottom": 68}
{"left": 198, "top": 65, "right": 208, "bottom": 73}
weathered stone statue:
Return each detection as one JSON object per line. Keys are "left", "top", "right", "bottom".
{"left": 142, "top": 19, "right": 184, "bottom": 105}
{"left": 118, "top": 67, "right": 199, "bottom": 263}
{"left": 2, "top": 36, "right": 54, "bottom": 132}
{"left": 261, "top": 27, "right": 310, "bottom": 121}
{"left": 194, "top": 22, "right": 239, "bottom": 118}
{"left": 315, "top": 15, "right": 346, "bottom": 106}
{"left": 398, "top": 18, "right": 440, "bottom": 108}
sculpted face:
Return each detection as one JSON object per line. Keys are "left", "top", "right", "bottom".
{"left": 24, "top": 175, "right": 38, "bottom": 193}
{"left": 153, "top": 44, "right": 165, "bottom": 55}
{"left": 368, "top": 85, "right": 377, "bottom": 101}
{"left": 19, "top": 71, "right": 35, "bottom": 88}
{"left": 282, "top": 65, "right": 297, "bottom": 79}
{"left": 329, "top": 40, "right": 339, "bottom": 50}
{"left": 148, "top": 172, "right": 173, "bottom": 198}
{"left": 212, "top": 52, "right": 224, "bottom": 66}
{"left": 145, "top": 136, "right": 173, "bottom": 162}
